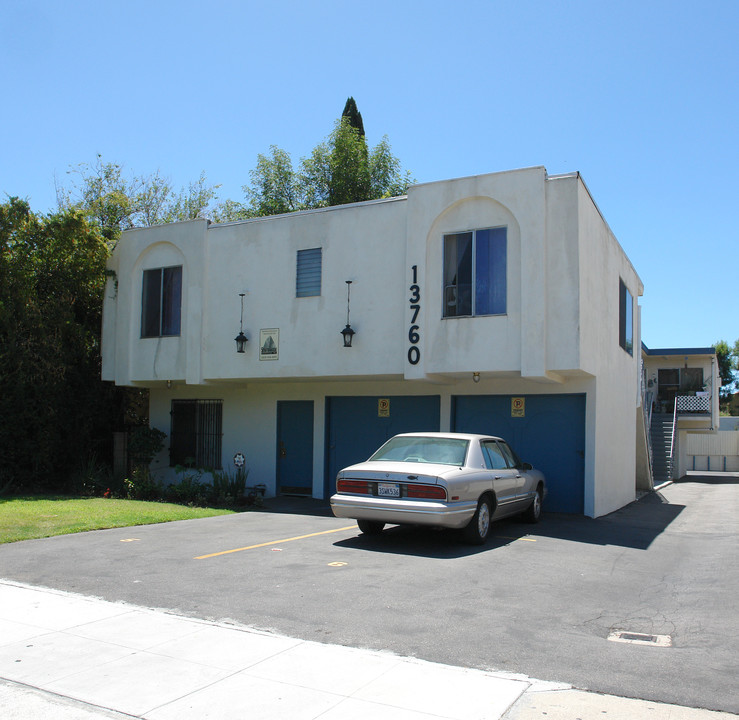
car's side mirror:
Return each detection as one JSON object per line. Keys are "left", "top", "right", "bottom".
{"left": 522, "top": 462, "right": 533, "bottom": 471}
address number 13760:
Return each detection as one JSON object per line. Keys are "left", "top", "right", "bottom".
{"left": 408, "top": 265, "right": 420, "bottom": 365}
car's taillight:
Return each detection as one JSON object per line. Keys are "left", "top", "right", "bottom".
{"left": 406, "top": 484, "right": 446, "bottom": 500}
{"left": 336, "top": 479, "right": 371, "bottom": 494}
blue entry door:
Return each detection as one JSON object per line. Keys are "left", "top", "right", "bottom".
{"left": 276, "top": 401, "right": 314, "bottom": 496}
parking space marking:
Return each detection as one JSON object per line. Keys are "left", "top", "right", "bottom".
{"left": 194, "top": 525, "right": 357, "bottom": 559}
{"left": 493, "top": 535, "right": 537, "bottom": 542}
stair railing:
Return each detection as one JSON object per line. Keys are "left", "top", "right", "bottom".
{"left": 668, "top": 400, "right": 678, "bottom": 480}
{"left": 644, "top": 390, "right": 654, "bottom": 481}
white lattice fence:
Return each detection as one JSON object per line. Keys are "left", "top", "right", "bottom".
{"left": 676, "top": 395, "right": 711, "bottom": 413}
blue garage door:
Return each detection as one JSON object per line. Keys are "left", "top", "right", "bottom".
{"left": 452, "top": 394, "right": 585, "bottom": 514}
{"left": 325, "top": 395, "right": 440, "bottom": 497}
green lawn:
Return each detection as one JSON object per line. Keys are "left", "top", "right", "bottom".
{"left": 0, "top": 496, "right": 236, "bottom": 544}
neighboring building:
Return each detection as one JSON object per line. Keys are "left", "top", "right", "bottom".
{"left": 641, "top": 346, "right": 721, "bottom": 481}
{"left": 102, "top": 166, "right": 647, "bottom": 518}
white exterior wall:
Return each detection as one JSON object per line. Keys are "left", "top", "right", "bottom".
{"left": 146, "top": 375, "right": 599, "bottom": 498}
{"left": 574, "top": 177, "right": 643, "bottom": 517}
{"left": 203, "top": 198, "right": 409, "bottom": 382}
{"left": 103, "top": 219, "right": 210, "bottom": 385}
{"left": 405, "top": 167, "right": 581, "bottom": 381}
{"left": 103, "top": 167, "right": 645, "bottom": 518}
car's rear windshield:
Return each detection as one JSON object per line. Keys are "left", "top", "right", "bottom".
{"left": 369, "top": 437, "right": 469, "bottom": 466}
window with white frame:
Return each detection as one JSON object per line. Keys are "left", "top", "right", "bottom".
{"left": 141, "top": 266, "right": 182, "bottom": 337}
{"left": 619, "top": 279, "right": 633, "bottom": 355}
{"left": 296, "top": 248, "right": 322, "bottom": 297}
{"left": 443, "top": 228, "right": 507, "bottom": 317}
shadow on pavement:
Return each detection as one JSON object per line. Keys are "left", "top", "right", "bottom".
{"left": 257, "top": 488, "right": 688, "bottom": 555}
{"left": 677, "top": 472, "right": 739, "bottom": 485}
{"left": 256, "top": 495, "right": 334, "bottom": 517}
{"left": 525, "top": 491, "right": 685, "bottom": 550}
{"left": 332, "top": 522, "right": 522, "bottom": 558}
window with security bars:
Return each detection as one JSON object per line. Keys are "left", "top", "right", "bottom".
{"left": 169, "top": 400, "right": 223, "bottom": 468}
{"left": 296, "top": 248, "right": 322, "bottom": 297}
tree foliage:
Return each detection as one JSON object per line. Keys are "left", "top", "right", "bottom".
{"left": 714, "top": 339, "right": 739, "bottom": 403}
{"left": 303, "top": 117, "right": 372, "bottom": 206}
{"left": 242, "top": 145, "right": 303, "bottom": 217}
{"left": 342, "top": 96, "right": 365, "bottom": 136}
{"left": 0, "top": 198, "right": 120, "bottom": 492}
{"left": 57, "top": 155, "right": 223, "bottom": 244}
{"left": 230, "top": 99, "right": 413, "bottom": 220}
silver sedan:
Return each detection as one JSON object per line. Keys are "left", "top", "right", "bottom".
{"left": 330, "top": 432, "right": 546, "bottom": 544}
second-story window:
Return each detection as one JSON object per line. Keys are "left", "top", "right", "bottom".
{"left": 619, "top": 279, "right": 633, "bottom": 355}
{"left": 443, "top": 227, "right": 507, "bottom": 317}
{"left": 141, "top": 266, "right": 182, "bottom": 337}
{"left": 296, "top": 248, "right": 322, "bottom": 297}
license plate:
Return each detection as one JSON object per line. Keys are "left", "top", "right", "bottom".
{"left": 377, "top": 483, "right": 400, "bottom": 497}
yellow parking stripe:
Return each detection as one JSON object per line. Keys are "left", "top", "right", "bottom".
{"left": 194, "top": 525, "right": 357, "bottom": 559}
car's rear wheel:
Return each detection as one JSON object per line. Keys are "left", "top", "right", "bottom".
{"left": 357, "top": 519, "right": 385, "bottom": 535}
{"left": 463, "top": 497, "right": 491, "bottom": 545}
{"left": 522, "top": 486, "right": 543, "bottom": 523}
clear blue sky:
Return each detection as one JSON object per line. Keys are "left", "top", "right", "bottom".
{"left": 2, "top": 0, "right": 737, "bottom": 349}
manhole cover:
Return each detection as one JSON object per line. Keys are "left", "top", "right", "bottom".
{"left": 608, "top": 630, "right": 672, "bottom": 647}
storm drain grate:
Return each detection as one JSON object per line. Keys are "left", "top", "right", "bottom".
{"left": 608, "top": 630, "right": 672, "bottom": 647}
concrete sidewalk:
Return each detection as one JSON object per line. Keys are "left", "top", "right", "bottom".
{"left": 0, "top": 581, "right": 732, "bottom": 719}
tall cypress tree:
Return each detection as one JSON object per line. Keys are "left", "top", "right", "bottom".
{"left": 342, "top": 97, "right": 365, "bottom": 137}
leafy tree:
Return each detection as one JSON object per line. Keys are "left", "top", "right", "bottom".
{"left": 369, "top": 135, "right": 415, "bottom": 199}
{"left": 57, "top": 155, "right": 224, "bottom": 243}
{"left": 301, "top": 117, "right": 371, "bottom": 206}
{"left": 239, "top": 107, "right": 413, "bottom": 216}
{"left": 0, "top": 198, "right": 118, "bottom": 492}
{"left": 163, "top": 171, "right": 222, "bottom": 224}
{"left": 715, "top": 339, "right": 739, "bottom": 400}
{"left": 242, "top": 146, "right": 303, "bottom": 218}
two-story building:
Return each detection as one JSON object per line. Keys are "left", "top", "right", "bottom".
{"left": 103, "top": 166, "right": 654, "bottom": 518}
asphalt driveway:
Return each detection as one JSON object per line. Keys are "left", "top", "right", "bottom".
{"left": 1, "top": 475, "right": 737, "bottom": 714}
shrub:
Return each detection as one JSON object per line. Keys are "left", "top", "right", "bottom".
{"left": 123, "top": 467, "right": 161, "bottom": 501}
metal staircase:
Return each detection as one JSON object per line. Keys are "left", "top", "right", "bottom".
{"left": 650, "top": 413, "right": 675, "bottom": 486}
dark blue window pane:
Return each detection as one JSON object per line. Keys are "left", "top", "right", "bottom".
{"left": 162, "top": 266, "right": 182, "bottom": 336}
{"left": 619, "top": 279, "right": 633, "bottom": 355}
{"left": 475, "top": 228, "right": 506, "bottom": 315}
{"left": 141, "top": 269, "right": 162, "bottom": 338}
{"left": 142, "top": 266, "right": 182, "bottom": 338}
{"left": 443, "top": 232, "right": 473, "bottom": 317}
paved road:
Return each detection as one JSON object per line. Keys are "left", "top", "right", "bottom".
{"left": 1, "top": 474, "right": 737, "bottom": 714}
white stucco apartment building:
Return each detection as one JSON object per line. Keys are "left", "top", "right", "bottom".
{"left": 102, "top": 166, "right": 650, "bottom": 518}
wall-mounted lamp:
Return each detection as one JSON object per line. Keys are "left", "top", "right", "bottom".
{"left": 472, "top": 372, "right": 481, "bottom": 384}
{"left": 235, "top": 293, "right": 248, "bottom": 353}
{"left": 340, "top": 280, "right": 356, "bottom": 348}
